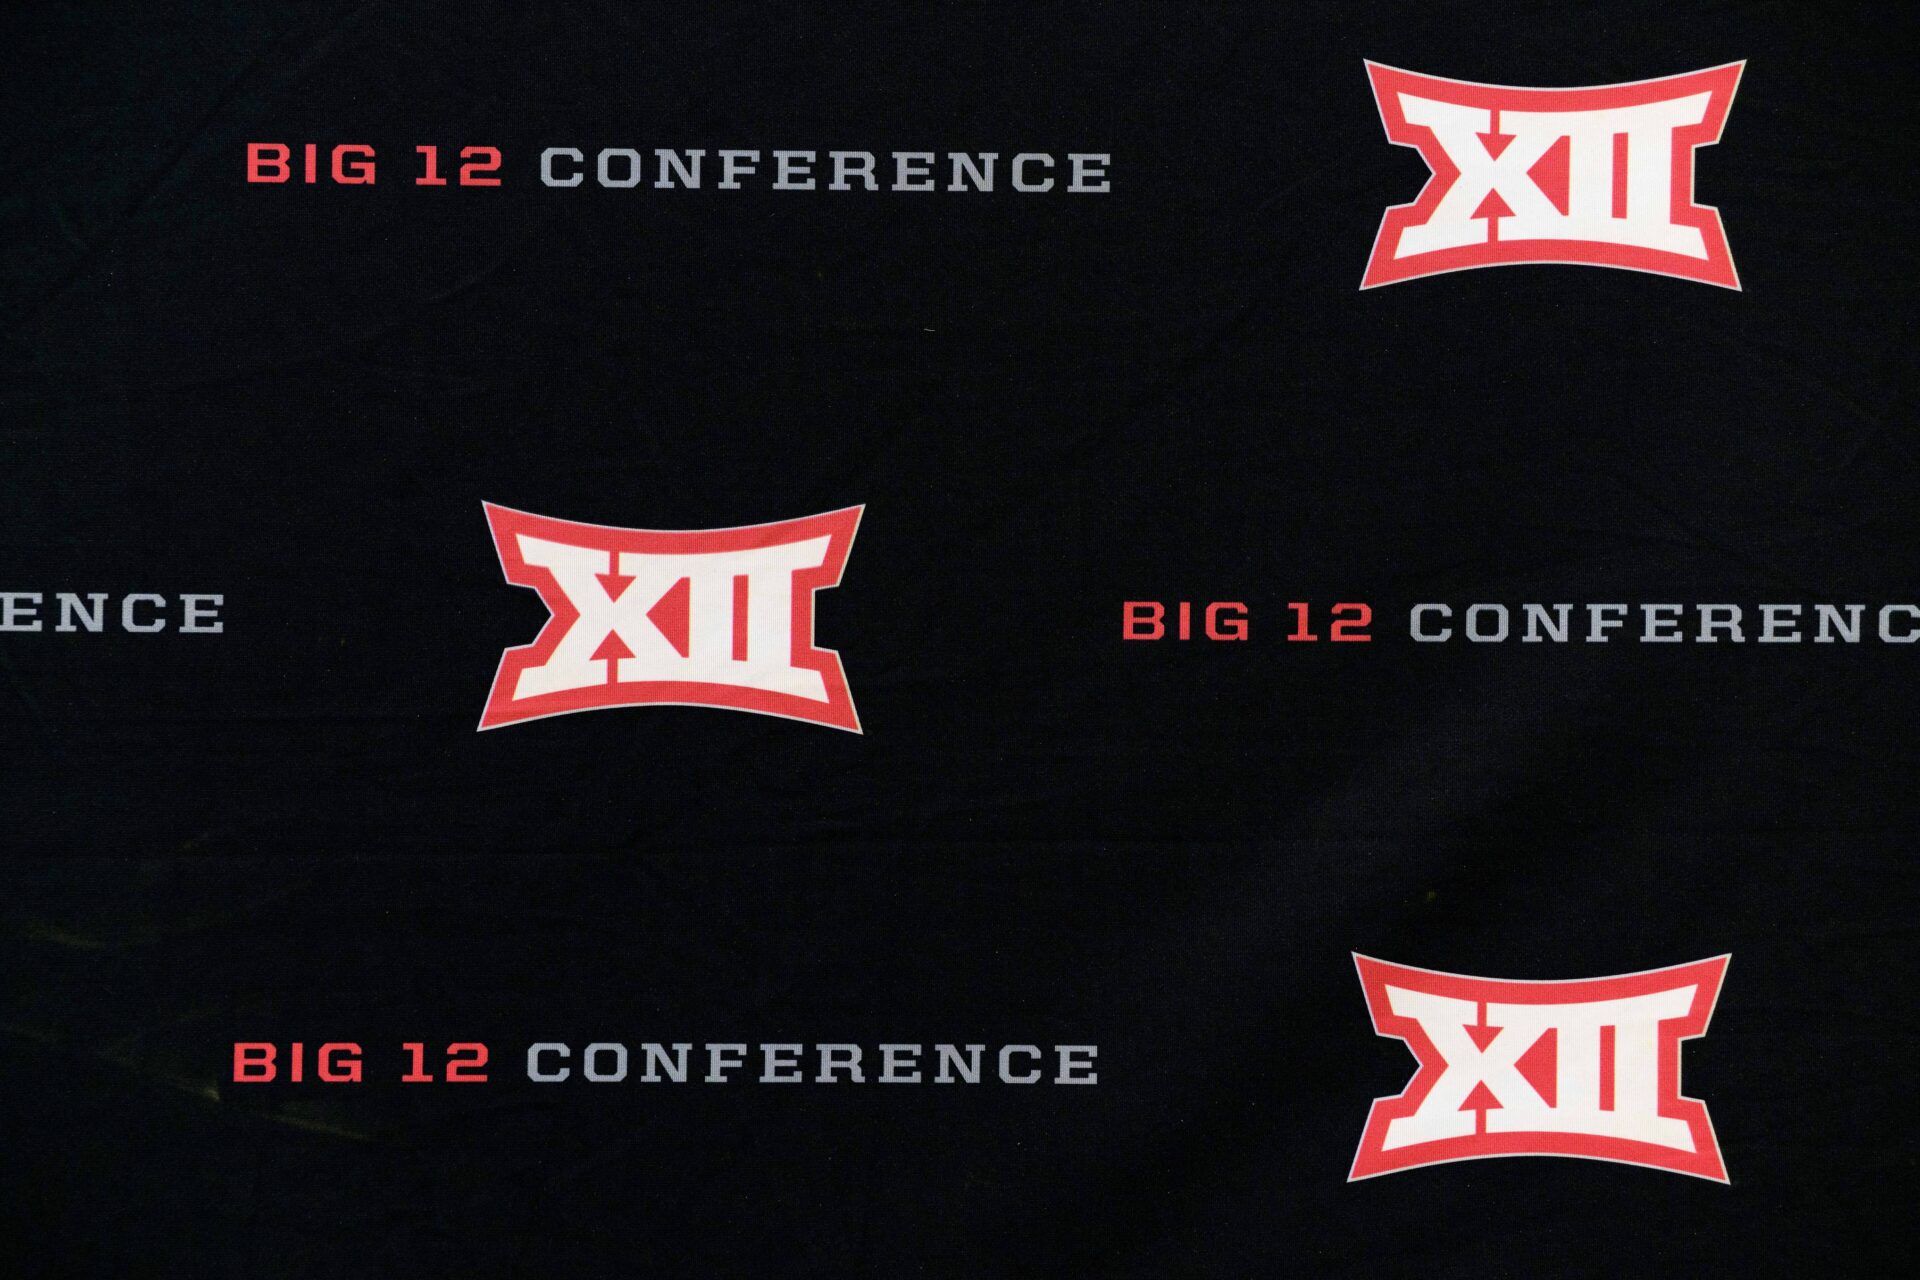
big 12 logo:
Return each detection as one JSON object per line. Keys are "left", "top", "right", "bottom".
{"left": 1350, "top": 954, "right": 1729, "bottom": 1181}
{"left": 480, "top": 503, "right": 862, "bottom": 732}
{"left": 1361, "top": 62, "right": 1743, "bottom": 289}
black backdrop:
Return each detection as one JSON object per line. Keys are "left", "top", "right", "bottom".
{"left": 2, "top": 2, "right": 1915, "bottom": 1275}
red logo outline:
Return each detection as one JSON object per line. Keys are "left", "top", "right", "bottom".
{"left": 1361, "top": 61, "right": 1744, "bottom": 290}
{"left": 479, "top": 502, "right": 863, "bottom": 733}
{"left": 1350, "top": 954, "right": 1730, "bottom": 1182}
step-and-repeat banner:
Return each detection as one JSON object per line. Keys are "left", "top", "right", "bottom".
{"left": 3, "top": 3, "right": 1912, "bottom": 1275}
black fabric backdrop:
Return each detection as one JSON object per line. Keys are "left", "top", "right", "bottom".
{"left": 2, "top": 3, "right": 1915, "bottom": 1276}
